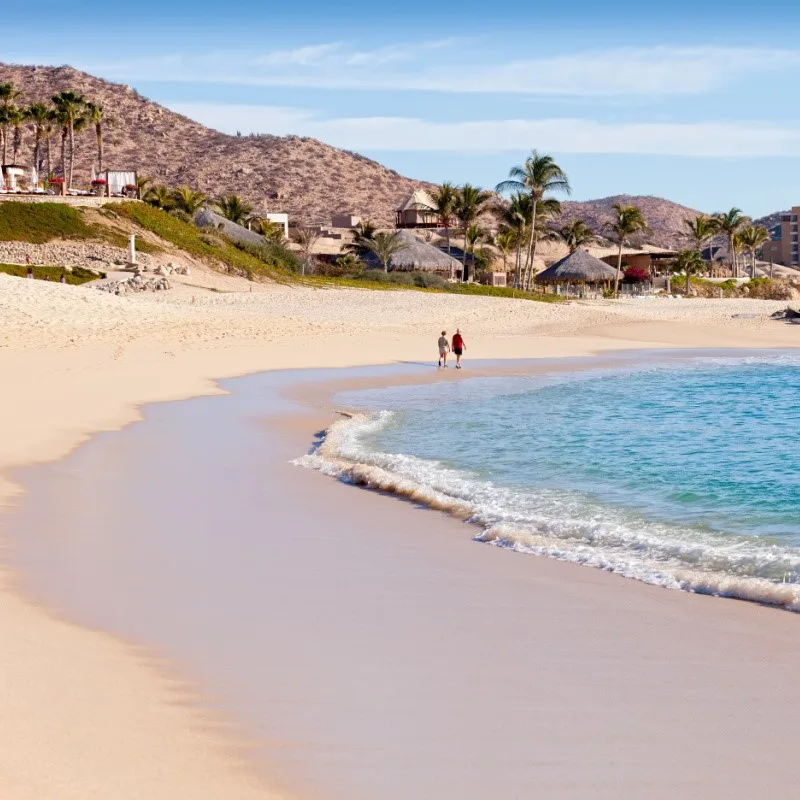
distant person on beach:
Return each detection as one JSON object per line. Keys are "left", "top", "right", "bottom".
{"left": 452, "top": 329, "right": 466, "bottom": 369}
{"left": 437, "top": 330, "right": 450, "bottom": 367}
{"left": 27, "top": 266, "right": 33, "bottom": 279}
{"left": 59, "top": 273, "right": 66, "bottom": 284}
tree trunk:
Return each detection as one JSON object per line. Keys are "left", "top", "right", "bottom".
{"left": 461, "top": 223, "right": 468, "bottom": 281}
{"left": 685, "top": 268, "right": 690, "bottom": 294}
{"left": 729, "top": 234, "right": 736, "bottom": 278}
{"left": 513, "top": 237, "right": 521, "bottom": 289}
{"left": 68, "top": 122, "right": 75, "bottom": 189}
{"left": 46, "top": 136, "right": 52, "bottom": 179}
{"left": 60, "top": 129, "right": 67, "bottom": 181}
{"left": 33, "top": 134, "right": 41, "bottom": 179}
{"left": 522, "top": 199, "right": 538, "bottom": 291}
{"left": 1, "top": 126, "right": 6, "bottom": 165}
{"left": 614, "top": 240, "right": 623, "bottom": 297}
{"left": 96, "top": 124, "right": 103, "bottom": 173}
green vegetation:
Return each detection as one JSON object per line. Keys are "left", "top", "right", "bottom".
{"left": 0, "top": 202, "right": 161, "bottom": 253}
{"left": 0, "top": 263, "right": 103, "bottom": 284}
{"left": 0, "top": 202, "right": 95, "bottom": 242}
{"left": 113, "top": 202, "right": 299, "bottom": 278}
{"left": 307, "top": 269, "right": 565, "bottom": 302}
{"left": 673, "top": 275, "right": 793, "bottom": 300}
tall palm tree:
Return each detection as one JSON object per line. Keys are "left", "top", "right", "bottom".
{"left": 86, "top": 103, "right": 112, "bottom": 173}
{"left": 293, "top": 226, "right": 321, "bottom": 276}
{"left": 26, "top": 103, "right": 53, "bottom": 176}
{"left": 362, "top": 232, "right": 409, "bottom": 273}
{"left": 496, "top": 150, "right": 571, "bottom": 290}
{"left": 496, "top": 192, "right": 532, "bottom": 288}
{"left": 609, "top": 203, "right": 649, "bottom": 297}
{"left": 143, "top": 184, "right": 173, "bottom": 210}
{"left": 52, "top": 91, "right": 89, "bottom": 189}
{"left": 428, "top": 182, "right": 458, "bottom": 255}
{"left": 0, "top": 82, "right": 22, "bottom": 164}
{"left": 215, "top": 194, "right": 253, "bottom": 225}
{"left": 6, "top": 105, "right": 25, "bottom": 163}
{"left": 674, "top": 249, "right": 705, "bottom": 294}
{"left": 455, "top": 184, "right": 493, "bottom": 280}
{"left": 683, "top": 214, "right": 719, "bottom": 274}
{"left": 713, "top": 208, "right": 749, "bottom": 278}
{"left": 559, "top": 219, "right": 595, "bottom": 253}
{"left": 171, "top": 186, "right": 207, "bottom": 214}
{"left": 738, "top": 224, "right": 770, "bottom": 279}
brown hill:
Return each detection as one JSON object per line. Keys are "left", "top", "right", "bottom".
{"left": 561, "top": 195, "right": 704, "bottom": 250}
{"left": 0, "top": 63, "right": 427, "bottom": 226}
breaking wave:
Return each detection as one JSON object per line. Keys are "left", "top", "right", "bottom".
{"left": 295, "top": 408, "right": 800, "bottom": 612}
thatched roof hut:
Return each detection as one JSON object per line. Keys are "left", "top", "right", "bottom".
{"left": 362, "top": 230, "right": 461, "bottom": 274}
{"left": 535, "top": 249, "right": 621, "bottom": 284}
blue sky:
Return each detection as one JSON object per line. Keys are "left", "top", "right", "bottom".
{"left": 5, "top": 0, "right": 800, "bottom": 216}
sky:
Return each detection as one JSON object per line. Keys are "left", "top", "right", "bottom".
{"left": 4, "top": 0, "right": 800, "bottom": 216}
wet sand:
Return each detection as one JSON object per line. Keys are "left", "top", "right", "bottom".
{"left": 6, "top": 357, "right": 800, "bottom": 799}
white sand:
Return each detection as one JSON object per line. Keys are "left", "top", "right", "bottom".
{"left": 0, "top": 270, "right": 798, "bottom": 799}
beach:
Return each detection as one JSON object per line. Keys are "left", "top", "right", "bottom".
{"left": 1, "top": 272, "right": 799, "bottom": 799}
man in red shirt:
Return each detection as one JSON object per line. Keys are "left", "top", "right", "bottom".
{"left": 451, "top": 328, "right": 466, "bottom": 369}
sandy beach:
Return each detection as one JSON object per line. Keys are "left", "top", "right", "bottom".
{"left": 1, "top": 271, "right": 799, "bottom": 799}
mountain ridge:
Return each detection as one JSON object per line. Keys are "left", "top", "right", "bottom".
{"left": 0, "top": 63, "right": 784, "bottom": 245}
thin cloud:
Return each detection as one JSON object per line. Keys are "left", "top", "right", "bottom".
{"left": 172, "top": 102, "right": 800, "bottom": 157}
{"left": 84, "top": 44, "right": 800, "bottom": 96}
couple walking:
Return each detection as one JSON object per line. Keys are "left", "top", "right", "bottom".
{"left": 437, "top": 329, "right": 466, "bottom": 369}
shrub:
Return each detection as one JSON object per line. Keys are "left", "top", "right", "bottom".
{"left": 623, "top": 266, "right": 650, "bottom": 283}
{"left": 0, "top": 263, "right": 104, "bottom": 284}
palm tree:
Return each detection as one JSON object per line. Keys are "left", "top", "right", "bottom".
{"left": 51, "top": 91, "right": 89, "bottom": 189}
{"left": 495, "top": 193, "right": 532, "bottom": 288}
{"left": 86, "top": 103, "right": 112, "bottom": 173}
{"left": 683, "top": 215, "right": 719, "bottom": 274}
{"left": 493, "top": 228, "right": 516, "bottom": 274}
{"left": 559, "top": 219, "right": 595, "bottom": 253}
{"left": 135, "top": 174, "right": 153, "bottom": 200}
{"left": 713, "top": 208, "right": 749, "bottom": 278}
{"left": 171, "top": 186, "right": 207, "bottom": 215}
{"left": 455, "top": 184, "right": 493, "bottom": 280}
{"left": 674, "top": 249, "right": 705, "bottom": 294}
{"left": 428, "top": 182, "right": 458, "bottom": 256}
{"left": 609, "top": 203, "right": 649, "bottom": 297}
{"left": 0, "top": 82, "right": 22, "bottom": 164}
{"left": 248, "top": 216, "right": 285, "bottom": 243}
{"left": 496, "top": 150, "right": 571, "bottom": 291}
{"left": 362, "top": 232, "right": 408, "bottom": 273}
{"left": 346, "top": 219, "right": 377, "bottom": 255}
{"left": 293, "top": 226, "right": 321, "bottom": 276}
{"left": 215, "top": 194, "right": 253, "bottom": 225}
{"left": 26, "top": 103, "right": 53, "bottom": 176}
{"left": 143, "top": 184, "right": 173, "bottom": 210}
{"left": 5, "top": 105, "right": 25, "bottom": 163}
{"left": 738, "top": 224, "right": 770, "bottom": 279}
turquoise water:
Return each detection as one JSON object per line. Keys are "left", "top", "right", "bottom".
{"left": 301, "top": 355, "right": 800, "bottom": 609}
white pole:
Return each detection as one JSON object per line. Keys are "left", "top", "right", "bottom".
{"left": 128, "top": 234, "right": 136, "bottom": 265}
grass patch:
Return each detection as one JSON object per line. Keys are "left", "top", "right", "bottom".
{"left": 0, "top": 203, "right": 96, "bottom": 243}
{"left": 112, "top": 202, "right": 297, "bottom": 279}
{"left": 307, "top": 270, "right": 566, "bottom": 302}
{"left": 0, "top": 263, "right": 104, "bottom": 284}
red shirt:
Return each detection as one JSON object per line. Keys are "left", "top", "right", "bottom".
{"left": 452, "top": 333, "right": 464, "bottom": 349}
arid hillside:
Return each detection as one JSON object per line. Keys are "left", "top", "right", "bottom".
{"left": 560, "top": 195, "right": 706, "bottom": 250}
{"left": 0, "top": 63, "right": 428, "bottom": 226}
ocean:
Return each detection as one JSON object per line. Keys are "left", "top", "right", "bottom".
{"left": 300, "top": 353, "right": 800, "bottom": 610}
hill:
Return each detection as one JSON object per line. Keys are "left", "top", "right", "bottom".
{"left": 0, "top": 63, "right": 427, "bottom": 226}
{"left": 560, "top": 195, "right": 705, "bottom": 250}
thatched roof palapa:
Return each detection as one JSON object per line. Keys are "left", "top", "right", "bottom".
{"left": 364, "top": 230, "right": 462, "bottom": 273}
{"left": 535, "top": 249, "right": 622, "bottom": 284}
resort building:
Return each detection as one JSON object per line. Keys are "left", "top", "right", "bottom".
{"left": 395, "top": 190, "right": 449, "bottom": 229}
{"left": 762, "top": 208, "right": 799, "bottom": 267}
{"left": 331, "top": 212, "right": 361, "bottom": 229}
{"left": 264, "top": 212, "right": 289, "bottom": 238}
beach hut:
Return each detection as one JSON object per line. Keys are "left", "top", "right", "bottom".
{"left": 365, "top": 230, "right": 462, "bottom": 276}
{"left": 395, "top": 189, "right": 440, "bottom": 228}
{"left": 535, "top": 249, "right": 621, "bottom": 297}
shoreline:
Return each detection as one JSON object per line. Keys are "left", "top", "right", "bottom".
{"left": 6, "top": 356, "right": 800, "bottom": 799}
{"left": 1, "top": 277, "right": 799, "bottom": 798}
